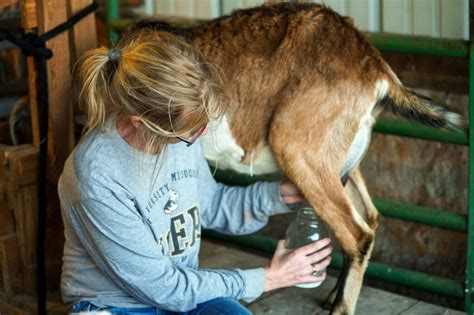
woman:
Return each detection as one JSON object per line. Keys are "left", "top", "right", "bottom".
{"left": 59, "top": 29, "right": 332, "bottom": 315}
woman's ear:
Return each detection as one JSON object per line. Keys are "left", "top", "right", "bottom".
{"left": 130, "top": 115, "right": 142, "bottom": 128}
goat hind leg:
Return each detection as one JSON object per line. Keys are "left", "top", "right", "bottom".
{"left": 331, "top": 170, "right": 378, "bottom": 314}
{"left": 346, "top": 167, "right": 380, "bottom": 230}
{"left": 270, "top": 154, "right": 374, "bottom": 314}
{"left": 323, "top": 167, "right": 379, "bottom": 311}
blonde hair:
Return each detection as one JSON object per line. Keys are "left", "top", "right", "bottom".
{"left": 77, "top": 29, "right": 223, "bottom": 153}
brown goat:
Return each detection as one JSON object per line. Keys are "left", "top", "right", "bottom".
{"left": 132, "top": 3, "right": 463, "bottom": 314}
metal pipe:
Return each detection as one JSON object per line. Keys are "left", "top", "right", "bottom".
{"left": 368, "top": 32, "right": 469, "bottom": 58}
{"left": 213, "top": 170, "right": 467, "bottom": 232}
{"left": 464, "top": 1, "right": 474, "bottom": 312}
{"left": 373, "top": 198, "right": 467, "bottom": 232}
{"left": 202, "top": 230, "right": 464, "bottom": 299}
{"left": 106, "top": 0, "right": 120, "bottom": 46}
{"left": 374, "top": 117, "right": 468, "bottom": 146}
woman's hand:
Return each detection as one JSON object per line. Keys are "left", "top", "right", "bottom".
{"left": 279, "top": 179, "right": 306, "bottom": 204}
{"left": 264, "top": 238, "right": 332, "bottom": 292}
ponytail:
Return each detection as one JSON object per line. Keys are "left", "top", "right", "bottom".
{"left": 77, "top": 46, "right": 111, "bottom": 136}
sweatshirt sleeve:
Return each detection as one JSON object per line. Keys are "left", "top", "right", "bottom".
{"left": 197, "top": 153, "right": 292, "bottom": 235}
{"left": 65, "top": 191, "right": 264, "bottom": 312}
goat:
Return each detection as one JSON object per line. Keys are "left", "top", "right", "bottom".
{"left": 133, "top": 2, "right": 463, "bottom": 314}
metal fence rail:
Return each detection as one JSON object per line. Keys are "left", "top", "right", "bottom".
{"left": 105, "top": 1, "right": 473, "bottom": 312}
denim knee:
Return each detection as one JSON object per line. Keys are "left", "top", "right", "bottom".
{"left": 194, "top": 298, "right": 252, "bottom": 315}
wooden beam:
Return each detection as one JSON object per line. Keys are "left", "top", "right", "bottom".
{"left": 0, "top": 300, "right": 28, "bottom": 315}
{"left": 68, "top": 0, "right": 98, "bottom": 115}
{"left": 20, "top": 0, "right": 37, "bottom": 30}
{"left": 0, "top": 146, "right": 15, "bottom": 236}
{"left": 0, "top": 17, "right": 22, "bottom": 31}
{"left": 0, "top": 0, "right": 19, "bottom": 12}
{"left": 2, "top": 145, "right": 39, "bottom": 295}
{"left": 68, "top": 0, "right": 98, "bottom": 63}
{"left": 0, "top": 234, "right": 23, "bottom": 296}
{"left": 12, "top": 293, "right": 68, "bottom": 314}
{"left": 35, "top": 0, "right": 74, "bottom": 182}
{"left": 20, "top": 0, "right": 40, "bottom": 146}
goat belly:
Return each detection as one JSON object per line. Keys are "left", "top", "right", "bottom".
{"left": 341, "top": 110, "right": 375, "bottom": 177}
{"left": 200, "top": 115, "right": 281, "bottom": 176}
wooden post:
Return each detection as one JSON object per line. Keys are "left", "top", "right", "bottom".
{"left": 1, "top": 145, "right": 40, "bottom": 294}
{"left": 21, "top": 0, "right": 40, "bottom": 146}
{"left": 35, "top": 0, "right": 74, "bottom": 183}
{"left": 0, "top": 0, "right": 19, "bottom": 11}
{"left": 68, "top": 0, "right": 98, "bottom": 64}
{"left": 10, "top": 0, "right": 98, "bottom": 298}
{"left": 0, "top": 145, "right": 15, "bottom": 237}
{"left": 68, "top": 0, "right": 98, "bottom": 116}
{"left": 0, "top": 234, "right": 22, "bottom": 295}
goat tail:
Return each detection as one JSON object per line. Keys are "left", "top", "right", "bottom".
{"left": 378, "top": 83, "right": 464, "bottom": 131}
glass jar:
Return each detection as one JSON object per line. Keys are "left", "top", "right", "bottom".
{"left": 286, "top": 204, "right": 329, "bottom": 288}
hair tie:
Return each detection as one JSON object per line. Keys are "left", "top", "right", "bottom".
{"left": 108, "top": 48, "right": 121, "bottom": 64}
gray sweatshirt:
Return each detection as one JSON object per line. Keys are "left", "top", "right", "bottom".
{"left": 58, "top": 115, "right": 291, "bottom": 312}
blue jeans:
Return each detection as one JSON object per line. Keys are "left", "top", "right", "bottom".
{"left": 70, "top": 298, "right": 252, "bottom": 315}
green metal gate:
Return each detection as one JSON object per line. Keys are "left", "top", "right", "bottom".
{"left": 106, "top": 1, "right": 473, "bottom": 312}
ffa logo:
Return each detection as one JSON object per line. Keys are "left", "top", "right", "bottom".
{"left": 164, "top": 189, "right": 179, "bottom": 214}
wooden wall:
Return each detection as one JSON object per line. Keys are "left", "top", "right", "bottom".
{"left": 0, "top": 1, "right": 97, "bottom": 312}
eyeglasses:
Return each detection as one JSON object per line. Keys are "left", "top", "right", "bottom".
{"left": 176, "top": 124, "right": 207, "bottom": 147}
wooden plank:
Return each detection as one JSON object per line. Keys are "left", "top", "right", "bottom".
{"left": 0, "top": 146, "right": 15, "bottom": 236}
{"left": 12, "top": 293, "right": 67, "bottom": 314}
{"left": 9, "top": 48, "right": 24, "bottom": 80}
{"left": 35, "top": 0, "right": 74, "bottom": 183}
{"left": 5, "top": 145, "right": 39, "bottom": 184}
{"left": 1, "top": 144, "right": 64, "bottom": 293}
{"left": 0, "top": 195, "right": 14, "bottom": 236}
{"left": 349, "top": 282, "right": 418, "bottom": 314}
{"left": 399, "top": 300, "right": 465, "bottom": 314}
{"left": 20, "top": 0, "right": 40, "bottom": 146}
{"left": 25, "top": 56, "right": 40, "bottom": 146}
{"left": 200, "top": 239, "right": 269, "bottom": 269}
{"left": 249, "top": 286, "right": 325, "bottom": 314}
{"left": 0, "top": 299, "right": 29, "bottom": 315}
{"left": 20, "top": 0, "right": 37, "bottom": 30}
{"left": 0, "top": 120, "right": 11, "bottom": 144}
{"left": 68, "top": 0, "right": 98, "bottom": 115}
{"left": 201, "top": 240, "right": 465, "bottom": 314}
{"left": 0, "top": 234, "right": 23, "bottom": 296}
{"left": 2, "top": 145, "right": 39, "bottom": 295}
{"left": 0, "top": 0, "right": 18, "bottom": 12}
{"left": 68, "top": 0, "right": 98, "bottom": 64}
{"left": 0, "top": 195, "right": 15, "bottom": 237}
